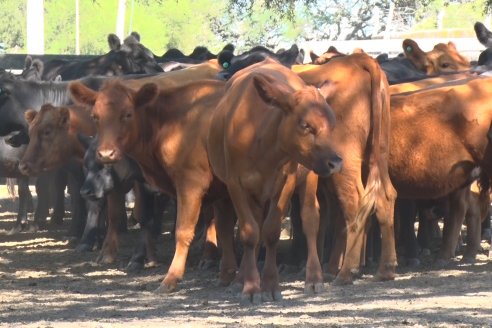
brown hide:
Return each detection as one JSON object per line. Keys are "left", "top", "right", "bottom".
{"left": 403, "top": 39, "right": 470, "bottom": 75}
{"left": 69, "top": 78, "right": 230, "bottom": 292}
{"left": 389, "top": 72, "right": 476, "bottom": 95}
{"left": 296, "top": 53, "right": 397, "bottom": 284}
{"left": 390, "top": 77, "right": 492, "bottom": 199}
{"left": 19, "top": 104, "right": 95, "bottom": 176}
{"left": 207, "top": 59, "right": 341, "bottom": 299}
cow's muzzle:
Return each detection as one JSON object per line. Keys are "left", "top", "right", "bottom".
{"left": 96, "top": 148, "right": 121, "bottom": 163}
{"left": 313, "top": 153, "right": 343, "bottom": 177}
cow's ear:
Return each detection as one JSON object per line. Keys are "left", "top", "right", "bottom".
{"left": 24, "top": 109, "right": 37, "bottom": 125}
{"left": 447, "top": 41, "right": 457, "bottom": 52}
{"left": 69, "top": 82, "right": 97, "bottom": 106}
{"left": 403, "top": 39, "right": 429, "bottom": 73}
{"left": 253, "top": 74, "right": 292, "bottom": 112}
{"left": 58, "top": 107, "right": 70, "bottom": 128}
{"left": 134, "top": 83, "right": 158, "bottom": 108}
{"left": 108, "top": 33, "right": 121, "bottom": 51}
{"left": 24, "top": 55, "right": 33, "bottom": 70}
{"left": 309, "top": 50, "right": 319, "bottom": 63}
{"left": 317, "top": 81, "right": 337, "bottom": 100}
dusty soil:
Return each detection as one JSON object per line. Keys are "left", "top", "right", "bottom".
{"left": 1, "top": 188, "right": 492, "bottom": 328}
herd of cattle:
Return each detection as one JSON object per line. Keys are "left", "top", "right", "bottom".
{"left": 2, "top": 21, "right": 492, "bottom": 303}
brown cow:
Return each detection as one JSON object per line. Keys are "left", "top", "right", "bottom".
{"left": 296, "top": 53, "right": 397, "bottom": 284}
{"left": 19, "top": 104, "right": 95, "bottom": 174}
{"left": 403, "top": 39, "right": 470, "bottom": 75}
{"left": 207, "top": 59, "right": 341, "bottom": 302}
{"left": 68, "top": 78, "right": 238, "bottom": 293}
{"left": 389, "top": 78, "right": 492, "bottom": 264}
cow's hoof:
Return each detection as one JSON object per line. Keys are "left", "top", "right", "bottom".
{"left": 374, "top": 271, "right": 395, "bottom": 282}
{"left": 154, "top": 282, "right": 177, "bottom": 294}
{"left": 420, "top": 248, "right": 431, "bottom": 256}
{"left": 323, "top": 272, "right": 337, "bottom": 282}
{"left": 482, "top": 228, "right": 492, "bottom": 242}
{"left": 261, "top": 290, "right": 282, "bottom": 302}
{"left": 198, "top": 259, "right": 217, "bottom": 271}
{"left": 406, "top": 258, "right": 420, "bottom": 268}
{"left": 226, "top": 282, "right": 243, "bottom": 293}
{"left": 7, "top": 224, "right": 24, "bottom": 235}
{"left": 240, "top": 292, "right": 262, "bottom": 305}
{"left": 304, "top": 282, "right": 324, "bottom": 294}
{"left": 26, "top": 223, "right": 40, "bottom": 233}
{"left": 50, "top": 217, "right": 64, "bottom": 226}
{"left": 219, "top": 268, "right": 237, "bottom": 286}
{"left": 75, "top": 243, "right": 93, "bottom": 253}
{"left": 461, "top": 255, "right": 477, "bottom": 264}
{"left": 332, "top": 276, "right": 353, "bottom": 286}
{"left": 126, "top": 261, "right": 145, "bottom": 273}
{"left": 146, "top": 260, "right": 160, "bottom": 268}
{"left": 97, "top": 253, "right": 116, "bottom": 264}
{"left": 433, "top": 258, "right": 449, "bottom": 269}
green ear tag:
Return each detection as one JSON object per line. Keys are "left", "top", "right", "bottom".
{"left": 222, "top": 62, "right": 230, "bottom": 69}
{"left": 406, "top": 46, "right": 413, "bottom": 53}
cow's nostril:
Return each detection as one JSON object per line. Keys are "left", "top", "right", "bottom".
{"left": 97, "top": 149, "right": 116, "bottom": 162}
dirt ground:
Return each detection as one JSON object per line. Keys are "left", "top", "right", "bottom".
{"left": 1, "top": 188, "right": 492, "bottom": 328}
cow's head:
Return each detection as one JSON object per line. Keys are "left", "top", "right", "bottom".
{"left": 18, "top": 104, "right": 72, "bottom": 176}
{"left": 118, "top": 33, "right": 163, "bottom": 74}
{"left": 253, "top": 73, "right": 342, "bottom": 176}
{"left": 79, "top": 135, "right": 115, "bottom": 200}
{"left": 403, "top": 39, "right": 470, "bottom": 75}
{"left": 69, "top": 80, "right": 157, "bottom": 164}
{"left": 0, "top": 78, "right": 31, "bottom": 137}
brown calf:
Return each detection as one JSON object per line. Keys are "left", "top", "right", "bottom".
{"left": 403, "top": 39, "right": 470, "bottom": 75}
{"left": 69, "top": 78, "right": 235, "bottom": 292}
{"left": 207, "top": 59, "right": 342, "bottom": 302}
{"left": 297, "top": 53, "right": 397, "bottom": 284}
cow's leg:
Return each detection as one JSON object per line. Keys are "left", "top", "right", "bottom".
{"left": 323, "top": 195, "right": 345, "bottom": 279}
{"left": 76, "top": 198, "right": 106, "bottom": 252}
{"left": 225, "top": 183, "right": 261, "bottom": 303}
{"left": 156, "top": 184, "right": 205, "bottom": 293}
{"left": 297, "top": 171, "right": 323, "bottom": 294}
{"left": 331, "top": 171, "right": 365, "bottom": 285}
{"left": 396, "top": 198, "right": 420, "bottom": 266}
{"left": 10, "top": 177, "right": 30, "bottom": 234}
{"left": 290, "top": 193, "right": 307, "bottom": 266}
{"left": 127, "top": 185, "right": 165, "bottom": 271}
{"left": 50, "top": 169, "right": 67, "bottom": 226}
{"left": 436, "top": 188, "right": 467, "bottom": 265}
{"left": 34, "top": 176, "right": 51, "bottom": 230}
{"left": 198, "top": 206, "right": 220, "bottom": 270}
{"left": 374, "top": 173, "right": 397, "bottom": 281}
{"left": 66, "top": 165, "right": 87, "bottom": 238}
{"left": 214, "top": 198, "right": 238, "bottom": 286}
{"left": 97, "top": 188, "right": 126, "bottom": 264}
{"left": 261, "top": 173, "right": 297, "bottom": 301}
{"left": 463, "top": 194, "right": 481, "bottom": 263}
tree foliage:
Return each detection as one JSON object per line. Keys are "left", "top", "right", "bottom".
{"left": 0, "top": 0, "right": 489, "bottom": 55}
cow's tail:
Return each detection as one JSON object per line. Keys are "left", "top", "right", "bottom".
{"left": 351, "top": 54, "right": 391, "bottom": 231}
{"left": 6, "top": 178, "right": 17, "bottom": 199}
{"left": 477, "top": 171, "right": 491, "bottom": 221}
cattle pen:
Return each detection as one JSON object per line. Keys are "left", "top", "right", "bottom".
{"left": 1, "top": 186, "right": 492, "bottom": 327}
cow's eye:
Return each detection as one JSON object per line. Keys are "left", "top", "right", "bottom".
{"left": 122, "top": 112, "right": 132, "bottom": 121}
{"left": 299, "top": 120, "right": 314, "bottom": 134}
{"left": 43, "top": 129, "right": 51, "bottom": 137}
{"left": 441, "top": 62, "right": 451, "bottom": 68}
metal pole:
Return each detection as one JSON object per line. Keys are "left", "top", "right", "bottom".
{"left": 26, "top": 0, "right": 45, "bottom": 54}
{"left": 75, "top": 0, "right": 80, "bottom": 54}
{"left": 116, "top": 0, "right": 126, "bottom": 39}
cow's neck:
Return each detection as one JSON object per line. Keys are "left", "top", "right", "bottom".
{"left": 252, "top": 109, "right": 291, "bottom": 174}
{"left": 39, "top": 81, "right": 71, "bottom": 107}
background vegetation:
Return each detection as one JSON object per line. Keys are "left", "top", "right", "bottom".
{"left": 0, "top": 0, "right": 489, "bottom": 55}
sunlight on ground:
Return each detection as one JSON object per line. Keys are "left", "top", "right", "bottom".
{"left": 0, "top": 238, "right": 68, "bottom": 248}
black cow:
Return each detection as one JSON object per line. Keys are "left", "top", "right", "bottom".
{"left": 40, "top": 33, "right": 163, "bottom": 81}
{"left": 474, "top": 22, "right": 492, "bottom": 70}
{"left": 216, "top": 44, "right": 302, "bottom": 79}
{"left": 78, "top": 135, "right": 168, "bottom": 270}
